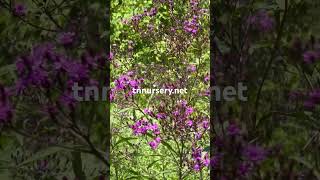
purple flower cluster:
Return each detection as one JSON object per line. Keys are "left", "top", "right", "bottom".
{"left": 147, "top": 7, "right": 158, "bottom": 16}
{"left": 132, "top": 100, "right": 209, "bottom": 166}
{"left": 184, "top": 15, "right": 200, "bottom": 35}
{"left": 154, "top": 100, "right": 209, "bottom": 171}
{"left": 227, "top": 122, "right": 241, "bottom": 136}
{"left": 190, "top": 0, "right": 199, "bottom": 11}
{"left": 130, "top": 118, "right": 160, "bottom": 135}
{"left": 110, "top": 71, "right": 143, "bottom": 101}
{"left": 112, "top": 0, "right": 210, "bottom": 175}
{"left": 212, "top": 122, "right": 268, "bottom": 178}
{"left": 149, "top": 137, "right": 161, "bottom": 150}
{"left": 108, "top": 52, "right": 114, "bottom": 61}
{"left": 237, "top": 162, "right": 252, "bottom": 176}
{"left": 243, "top": 145, "right": 267, "bottom": 163}
{"left": 204, "top": 74, "right": 209, "bottom": 83}
{"left": 169, "top": 100, "right": 209, "bottom": 135}
{"left": 57, "top": 32, "right": 76, "bottom": 46}
{"left": 191, "top": 147, "right": 210, "bottom": 171}
{"left": 129, "top": 7, "right": 159, "bottom": 27}
{"left": 247, "top": 10, "right": 274, "bottom": 32}
{"left": 303, "top": 50, "right": 320, "bottom": 64}
{"left": 130, "top": 118, "right": 161, "bottom": 150}
{"left": 304, "top": 89, "right": 320, "bottom": 109}
{"left": 15, "top": 43, "right": 54, "bottom": 91}
{"left": 13, "top": 3, "right": 27, "bottom": 16}
{"left": 15, "top": 43, "right": 106, "bottom": 108}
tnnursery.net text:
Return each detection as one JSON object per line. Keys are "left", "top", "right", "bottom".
{"left": 132, "top": 88, "right": 187, "bottom": 95}
{"left": 71, "top": 82, "right": 247, "bottom": 101}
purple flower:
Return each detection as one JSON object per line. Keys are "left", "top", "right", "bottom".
{"left": 81, "top": 52, "right": 98, "bottom": 70}
{"left": 186, "top": 120, "right": 193, "bottom": 127}
{"left": 156, "top": 113, "right": 166, "bottom": 119}
{"left": 57, "top": 32, "right": 76, "bottom": 46}
{"left": 195, "top": 132, "right": 202, "bottom": 139}
{"left": 227, "top": 123, "right": 241, "bottom": 136}
{"left": 29, "top": 69, "right": 50, "bottom": 87}
{"left": 243, "top": 145, "right": 267, "bottom": 163}
{"left": 110, "top": 89, "right": 115, "bottom": 101}
{"left": 237, "top": 162, "right": 252, "bottom": 176}
{"left": 303, "top": 50, "right": 319, "bottom": 64}
{"left": 187, "top": 64, "right": 196, "bottom": 72}
{"left": 149, "top": 123, "right": 159, "bottom": 132}
{"left": 185, "top": 107, "right": 194, "bottom": 115}
{"left": 112, "top": 72, "right": 142, "bottom": 99}
{"left": 108, "top": 52, "right": 114, "bottom": 61}
{"left": 210, "top": 153, "right": 221, "bottom": 169}
{"left": 148, "top": 140, "right": 159, "bottom": 150}
{"left": 128, "top": 80, "right": 139, "bottom": 88}
{"left": 192, "top": 147, "right": 202, "bottom": 161}
{"left": 309, "top": 89, "right": 320, "bottom": 103}
{"left": 204, "top": 74, "right": 209, "bottom": 83}
{"left": 16, "top": 57, "right": 28, "bottom": 75}
{"left": 155, "top": 137, "right": 161, "bottom": 143}
{"left": 131, "top": 14, "right": 144, "bottom": 26}
{"left": 59, "top": 91, "right": 76, "bottom": 108}
{"left": 14, "top": 4, "right": 27, "bottom": 16}
{"left": 190, "top": 0, "right": 199, "bottom": 10}
{"left": 15, "top": 43, "right": 56, "bottom": 89}
{"left": 202, "top": 120, "right": 209, "bottom": 130}
{"left": 63, "top": 61, "right": 89, "bottom": 82}
{"left": 131, "top": 119, "right": 148, "bottom": 135}
{"left": 248, "top": 10, "right": 274, "bottom": 32}
{"left": 173, "top": 110, "right": 180, "bottom": 116}
{"left": 192, "top": 149, "right": 209, "bottom": 171}
{"left": 179, "top": 100, "right": 188, "bottom": 107}
{"left": 184, "top": 16, "right": 199, "bottom": 35}
{"left": 148, "top": 7, "right": 158, "bottom": 16}
{"left": 203, "top": 153, "right": 210, "bottom": 166}
{"left": 143, "top": 108, "right": 153, "bottom": 115}
{"left": 131, "top": 119, "right": 160, "bottom": 137}
{"left": 303, "top": 89, "right": 320, "bottom": 109}
{"left": 0, "top": 104, "right": 12, "bottom": 124}
{"left": 214, "top": 136, "right": 224, "bottom": 148}
{"left": 193, "top": 164, "right": 201, "bottom": 171}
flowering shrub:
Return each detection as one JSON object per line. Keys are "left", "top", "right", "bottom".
{"left": 211, "top": 0, "right": 320, "bottom": 179}
{"left": 111, "top": 0, "right": 209, "bottom": 178}
{"left": 1, "top": 0, "right": 320, "bottom": 179}
{"left": 0, "top": 0, "right": 109, "bottom": 179}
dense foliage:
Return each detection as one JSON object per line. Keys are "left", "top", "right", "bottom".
{"left": 111, "top": 0, "right": 210, "bottom": 179}
{"left": 1, "top": 0, "right": 320, "bottom": 179}
{"left": 0, "top": 0, "right": 109, "bottom": 179}
{"left": 211, "top": 0, "right": 320, "bottom": 179}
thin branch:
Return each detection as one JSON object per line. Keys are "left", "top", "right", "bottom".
{"left": 0, "top": 0, "right": 58, "bottom": 32}
{"left": 253, "top": 0, "right": 289, "bottom": 123}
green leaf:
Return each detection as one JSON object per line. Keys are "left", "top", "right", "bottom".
{"left": 147, "top": 159, "right": 160, "bottom": 169}
{"left": 114, "top": 137, "right": 137, "bottom": 147}
{"left": 17, "top": 147, "right": 62, "bottom": 167}
{"left": 72, "top": 151, "right": 86, "bottom": 180}
{"left": 161, "top": 140, "right": 177, "bottom": 156}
